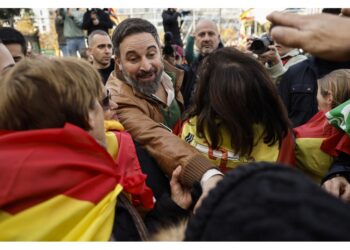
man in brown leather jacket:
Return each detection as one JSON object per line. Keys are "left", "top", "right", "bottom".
{"left": 106, "top": 18, "right": 222, "bottom": 210}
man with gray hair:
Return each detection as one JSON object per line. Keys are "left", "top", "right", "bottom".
{"left": 106, "top": 18, "right": 223, "bottom": 210}
{"left": 87, "top": 29, "right": 114, "bottom": 84}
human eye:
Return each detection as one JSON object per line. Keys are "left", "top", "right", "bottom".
{"left": 127, "top": 55, "right": 139, "bottom": 63}
{"left": 147, "top": 52, "right": 156, "bottom": 58}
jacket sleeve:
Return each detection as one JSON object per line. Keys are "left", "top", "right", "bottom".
{"left": 185, "top": 35, "right": 196, "bottom": 64}
{"left": 110, "top": 89, "right": 215, "bottom": 187}
{"left": 322, "top": 152, "right": 350, "bottom": 184}
{"left": 267, "top": 61, "right": 287, "bottom": 85}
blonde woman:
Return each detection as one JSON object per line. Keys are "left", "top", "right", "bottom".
{"left": 294, "top": 69, "right": 350, "bottom": 182}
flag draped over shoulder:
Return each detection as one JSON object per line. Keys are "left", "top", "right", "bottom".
{"left": 294, "top": 110, "right": 350, "bottom": 182}
{"left": 104, "top": 120, "right": 154, "bottom": 209}
{"left": 0, "top": 123, "right": 151, "bottom": 241}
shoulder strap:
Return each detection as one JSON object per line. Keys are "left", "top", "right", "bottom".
{"left": 118, "top": 193, "right": 149, "bottom": 241}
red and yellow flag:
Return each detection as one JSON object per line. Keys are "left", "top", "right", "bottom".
{"left": 104, "top": 120, "right": 154, "bottom": 209}
{"left": 294, "top": 111, "right": 342, "bottom": 182}
{"left": 0, "top": 123, "right": 152, "bottom": 241}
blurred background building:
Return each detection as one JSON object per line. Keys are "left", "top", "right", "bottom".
{"left": 0, "top": 8, "right": 322, "bottom": 56}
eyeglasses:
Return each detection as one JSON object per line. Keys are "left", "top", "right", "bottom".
{"left": 101, "top": 89, "right": 111, "bottom": 110}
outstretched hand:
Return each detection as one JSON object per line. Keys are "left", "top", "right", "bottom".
{"left": 170, "top": 166, "right": 192, "bottom": 210}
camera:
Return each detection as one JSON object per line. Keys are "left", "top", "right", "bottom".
{"left": 249, "top": 34, "right": 274, "bottom": 54}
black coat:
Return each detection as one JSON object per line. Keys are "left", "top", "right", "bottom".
{"left": 162, "top": 10, "right": 183, "bottom": 47}
{"left": 82, "top": 9, "right": 114, "bottom": 35}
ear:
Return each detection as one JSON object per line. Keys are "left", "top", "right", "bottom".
{"left": 327, "top": 90, "right": 333, "bottom": 106}
{"left": 115, "top": 56, "right": 122, "bottom": 71}
{"left": 87, "top": 108, "right": 97, "bottom": 131}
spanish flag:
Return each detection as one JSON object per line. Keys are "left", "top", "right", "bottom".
{"left": 0, "top": 123, "right": 153, "bottom": 241}
{"left": 108, "top": 8, "right": 121, "bottom": 25}
{"left": 294, "top": 111, "right": 347, "bottom": 183}
{"left": 239, "top": 8, "right": 254, "bottom": 21}
{"left": 104, "top": 120, "right": 154, "bottom": 209}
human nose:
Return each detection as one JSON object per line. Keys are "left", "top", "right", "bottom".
{"left": 104, "top": 47, "right": 111, "bottom": 54}
{"left": 140, "top": 57, "right": 152, "bottom": 71}
{"left": 202, "top": 33, "right": 210, "bottom": 41}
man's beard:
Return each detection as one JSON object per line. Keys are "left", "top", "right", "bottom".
{"left": 121, "top": 65, "right": 163, "bottom": 96}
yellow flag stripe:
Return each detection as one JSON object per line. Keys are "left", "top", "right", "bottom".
{"left": 296, "top": 138, "right": 333, "bottom": 182}
{"left": 0, "top": 184, "right": 123, "bottom": 241}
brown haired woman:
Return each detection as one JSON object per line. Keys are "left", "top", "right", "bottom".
{"left": 180, "top": 47, "right": 294, "bottom": 173}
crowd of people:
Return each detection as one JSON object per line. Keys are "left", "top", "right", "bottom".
{"left": 1, "top": 7, "right": 350, "bottom": 241}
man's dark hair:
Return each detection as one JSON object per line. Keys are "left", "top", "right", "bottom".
{"left": 0, "top": 27, "right": 27, "bottom": 55}
{"left": 111, "top": 18, "right": 160, "bottom": 56}
{"left": 186, "top": 47, "right": 291, "bottom": 156}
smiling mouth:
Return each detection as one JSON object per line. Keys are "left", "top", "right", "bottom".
{"left": 138, "top": 73, "right": 155, "bottom": 81}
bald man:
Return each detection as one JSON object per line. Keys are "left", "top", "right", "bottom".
{"left": 0, "top": 41, "right": 15, "bottom": 77}
{"left": 180, "top": 19, "right": 221, "bottom": 109}
{"left": 87, "top": 29, "right": 114, "bottom": 84}
{"left": 194, "top": 19, "right": 220, "bottom": 56}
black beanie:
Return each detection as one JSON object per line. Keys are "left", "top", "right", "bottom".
{"left": 185, "top": 162, "right": 350, "bottom": 241}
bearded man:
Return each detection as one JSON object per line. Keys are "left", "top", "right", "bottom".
{"left": 106, "top": 18, "right": 223, "bottom": 211}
